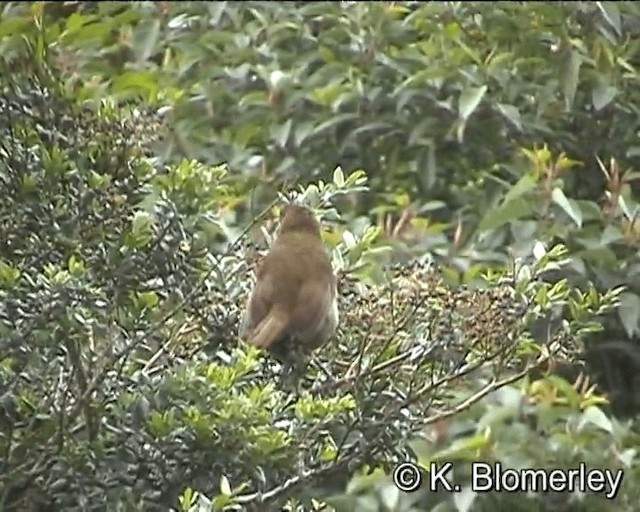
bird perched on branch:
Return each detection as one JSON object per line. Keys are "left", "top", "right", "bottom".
{"left": 239, "top": 203, "right": 339, "bottom": 363}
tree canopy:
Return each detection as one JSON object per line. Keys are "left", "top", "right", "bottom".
{"left": 2, "top": 2, "right": 640, "bottom": 511}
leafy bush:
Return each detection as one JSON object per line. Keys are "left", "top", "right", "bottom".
{"left": 1, "top": 53, "right": 625, "bottom": 511}
{"left": 3, "top": 3, "right": 640, "bottom": 511}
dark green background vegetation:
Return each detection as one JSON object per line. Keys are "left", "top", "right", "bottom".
{"left": 2, "top": 2, "right": 640, "bottom": 511}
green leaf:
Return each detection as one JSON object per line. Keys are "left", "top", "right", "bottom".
{"left": 597, "top": 2, "right": 621, "bottom": 36}
{"left": 496, "top": 103, "right": 522, "bottom": 131}
{"left": 592, "top": 83, "right": 617, "bottom": 111}
{"left": 234, "top": 123, "right": 262, "bottom": 148}
{"left": 560, "top": 49, "right": 582, "bottom": 111}
{"left": 551, "top": 187, "right": 582, "bottom": 227}
{"left": 212, "top": 494, "right": 232, "bottom": 509}
{"left": 458, "top": 85, "right": 487, "bottom": 121}
{"left": 502, "top": 173, "right": 538, "bottom": 205}
{"left": 618, "top": 448, "right": 637, "bottom": 468}
{"left": 131, "top": 211, "right": 152, "bottom": 235}
{"left": 355, "top": 495, "right": 380, "bottom": 512}
{"left": 429, "top": 432, "right": 491, "bottom": 462}
{"left": 454, "top": 37, "right": 482, "bottom": 65}
{"left": 453, "top": 486, "right": 477, "bottom": 512}
{"left": 134, "top": 19, "right": 161, "bottom": 63}
{"left": 478, "top": 197, "right": 539, "bottom": 232}
{"left": 0, "top": 16, "right": 31, "bottom": 38}
{"left": 271, "top": 119, "right": 292, "bottom": 148}
{"left": 112, "top": 71, "right": 158, "bottom": 99}
{"left": 220, "top": 475, "right": 232, "bottom": 496}
{"left": 310, "top": 113, "right": 358, "bottom": 137}
{"left": 0, "top": 260, "right": 20, "bottom": 287}
{"left": 379, "top": 484, "right": 400, "bottom": 510}
{"left": 294, "top": 121, "right": 315, "bottom": 146}
{"left": 178, "top": 487, "right": 196, "bottom": 509}
{"left": 268, "top": 69, "right": 291, "bottom": 91}
{"left": 323, "top": 495, "right": 359, "bottom": 510}
{"left": 64, "top": 12, "right": 89, "bottom": 33}
{"left": 618, "top": 292, "right": 640, "bottom": 337}
{"left": 455, "top": 118, "right": 468, "bottom": 144}
{"left": 578, "top": 405, "right": 613, "bottom": 434}
{"left": 137, "top": 291, "right": 159, "bottom": 309}
{"left": 333, "top": 166, "right": 345, "bottom": 187}
{"left": 68, "top": 255, "right": 85, "bottom": 275}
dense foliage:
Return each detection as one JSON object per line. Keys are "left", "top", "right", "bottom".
{"left": 2, "top": 2, "right": 640, "bottom": 511}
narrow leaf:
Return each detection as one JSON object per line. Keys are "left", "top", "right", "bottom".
{"left": 458, "top": 85, "right": 487, "bottom": 120}
{"left": 597, "top": 2, "right": 622, "bottom": 36}
{"left": 496, "top": 103, "right": 522, "bottom": 131}
{"left": 592, "top": 83, "right": 617, "bottom": 111}
{"left": 453, "top": 486, "right": 477, "bottom": 512}
{"left": 503, "top": 173, "right": 537, "bottom": 205}
{"left": 478, "top": 197, "right": 538, "bottom": 232}
{"left": 561, "top": 50, "right": 582, "bottom": 111}
{"left": 551, "top": 188, "right": 582, "bottom": 227}
{"left": 618, "top": 292, "right": 640, "bottom": 337}
{"left": 578, "top": 406, "right": 613, "bottom": 434}
{"left": 220, "top": 475, "right": 232, "bottom": 496}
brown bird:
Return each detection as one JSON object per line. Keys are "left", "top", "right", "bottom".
{"left": 239, "top": 204, "right": 339, "bottom": 362}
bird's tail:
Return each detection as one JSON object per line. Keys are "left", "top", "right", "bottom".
{"left": 247, "top": 309, "right": 288, "bottom": 349}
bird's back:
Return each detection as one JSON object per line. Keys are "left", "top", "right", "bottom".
{"left": 240, "top": 209, "right": 338, "bottom": 357}
{"left": 257, "top": 232, "right": 333, "bottom": 307}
